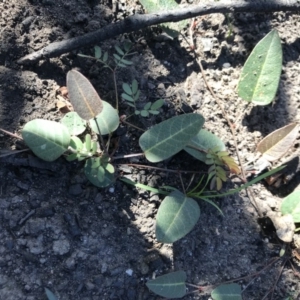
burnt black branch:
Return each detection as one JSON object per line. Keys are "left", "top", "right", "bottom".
{"left": 17, "top": 0, "right": 300, "bottom": 64}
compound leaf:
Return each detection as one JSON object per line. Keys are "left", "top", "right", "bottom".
{"left": 89, "top": 101, "right": 119, "bottom": 135}
{"left": 139, "top": 113, "right": 204, "bottom": 163}
{"left": 281, "top": 190, "right": 300, "bottom": 222}
{"left": 257, "top": 123, "right": 298, "bottom": 162}
{"left": 211, "top": 283, "right": 242, "bottom": 300}
{"left": 67, "top": 70, "right": 103, "bottom": 120}
{"left": 184, "top": 129, "right": 225, "bottom": 162}
{"left": 156, "top": 190, "right": 200, "bottom": 243}
{"left": 146, "top": 271, "right": 187, "bottom": 298}
{"left": 22, "top": 119, "right": 70, "bottom": 162}
{"left": 237, "top": 30, "right": 282, "bottom": 105}
{"left": 84, "top": 157, "right": 114, "bottom": 188}
{"left": 61, "top": 112, "right": 87, "bottom": 136}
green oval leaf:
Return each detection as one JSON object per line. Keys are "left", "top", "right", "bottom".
{"left": 132, "top": 79, "right": 138, "bottom": 95}
{"left": 67, "top": 70, "right": 103, "bottom": 120}
{"left": 84, "top": 157, "right": 115, "bottom": 188}
{"left": 84, "top": 134, "right": 91, "bottom": 151}
{"left": 114, "top": 45, "right": 124, "bottom": 56}
{"left": 237, "top": 30, "right": 282, "bottom": 105}
{"left": 211, "top": 283, "right": 242, "bottom": 300}
{"left": 141, "top": 110, "right": 149, "bottom": 117}
{"left": 89, "top": 101, "right": 119, "bottom": 135}
{"left": 156, "top": 190, "right": 200, "bottom": 243}
{"left": 281, "top": 190, "right": 300, "bottom": 222}
{"left": 151, "top": 99, "right": 164, "bottom": 110}
{"left": 22, "top": 119, "right": 70, "bottom": 162}
{"left": 149, "top": 110, "right": 160, "bottom": 115}
{"left": 122, "top": 82, "right": 132, "bottom": 95}
{"left": 144, "top": 102, "right": 152, "bottom": 110}
{"left": 121, "top": 93, "right": 134, "bottom": 102}
{"left": 105, "top": 163, "right": 115, "bottom": 174}
{"left": 97, "top": 165, "right": 105, "bottom": 181}
{"left": 257, "top": 123, "right": 298, "bottom": 162}
{"left": 146, "top": 271, "right": 186, "bottom": 298}
{"left": 139, "top": 114, "right": 205, "bottom": 163}
{"left": 61, "top": 112, "right": 87, "bottom": 136}
{"left": 184, "top": 129, "right": 225, "bottom": 162}
{"left": 69, "top": 136, "right": 83, "bottom": 151}
{"left": 103, "top": 51, "right": 108, "bottom": 62}
{"left": 120, "top": 58, "right": 133, "bottom": 65}
{"left": 94, "top": 46, "right": 102, "bottom": 59}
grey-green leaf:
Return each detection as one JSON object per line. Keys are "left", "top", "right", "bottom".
{"left": 121, "top": 93, "right": 134, "bottom": 102}
{"left": 103, "top": 51, "right": 108, "bottom": 62}
{"left": 132, "top": 79, "right": 138, "bottom": 95}
{"left": 237, "top": 30, "right": 282, "bottom": 105}
{"left": 120, "top": 58, "right": 133, "bottom": 65}
{"left": 45, "top": 287, "right": 58, "bottom": 300}
{"left": 61, "top": 112, "right": 87, "bottom": 136}
{"left": 141, "top": 110, "right": 149, "bottom": 117}
{"left": 281, "top": 190, "right": 300, "bottom": 222}
{"left": 184, "top": 129, "right": 226, "bottom": 162}
{"left": 69, "top": 136, "right": 83, "bottom": 151}
{"left": 122, "top": 82, "right": 132, "bottom": 95}
{"left": 114, "top": 45, "right": 124, "bottom": 56}
{"left": 151, "top": 99, "right": 164, "bottom": 110}
{"left": 146, "top": 271, "right": 187, "bottom": 298}
{"left": 139, "top": 113, "right": 205, "bottom": 163}
{"left": 149, "top": 110, "right": 160, "bottom": 115}
{"left": 89, "top": 101, "right": 119, "bottom": 135}
{"left": 211, "top": 283, "right": 242, "bottom": 300}
{"left": 22, "top": 119, "right": 70, "bottom": 162}
{"left": 156, "top": 190, "right": 200, "bottom": 243}
{"left": 143, "top": 102, "right": 152, "bottom": 110}
{"left": 94, "top": 46, "right": 102, "bottom": 59}
{"left": 113, "top": 53, "right": 121, "bottom": 61}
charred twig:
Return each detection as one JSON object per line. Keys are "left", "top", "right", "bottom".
{"left": 17, "top": 0, "right": 300, "bottom": 64}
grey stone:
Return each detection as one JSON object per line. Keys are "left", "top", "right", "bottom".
{"left": 53, "top": 239, "right": 70, "bottom": 255}
{"left": 25, "top": 218, "right": 45, "bottom": 236}
{"left": 27, "top": 235, "right": 44, "bottom": 254}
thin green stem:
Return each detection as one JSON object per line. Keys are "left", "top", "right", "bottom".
{"left": 112, "top": 69, "right": 119, "bottom": 111}
{"left": 93, "top": 117, "right": 107, "bottom": 154}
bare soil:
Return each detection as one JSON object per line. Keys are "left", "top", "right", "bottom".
{"left": 1, "top": 1, "right": 300, "bottom": 299}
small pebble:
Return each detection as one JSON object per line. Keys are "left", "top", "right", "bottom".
{"left": 125, "top": 269, "right": 133, "bottom": 276}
